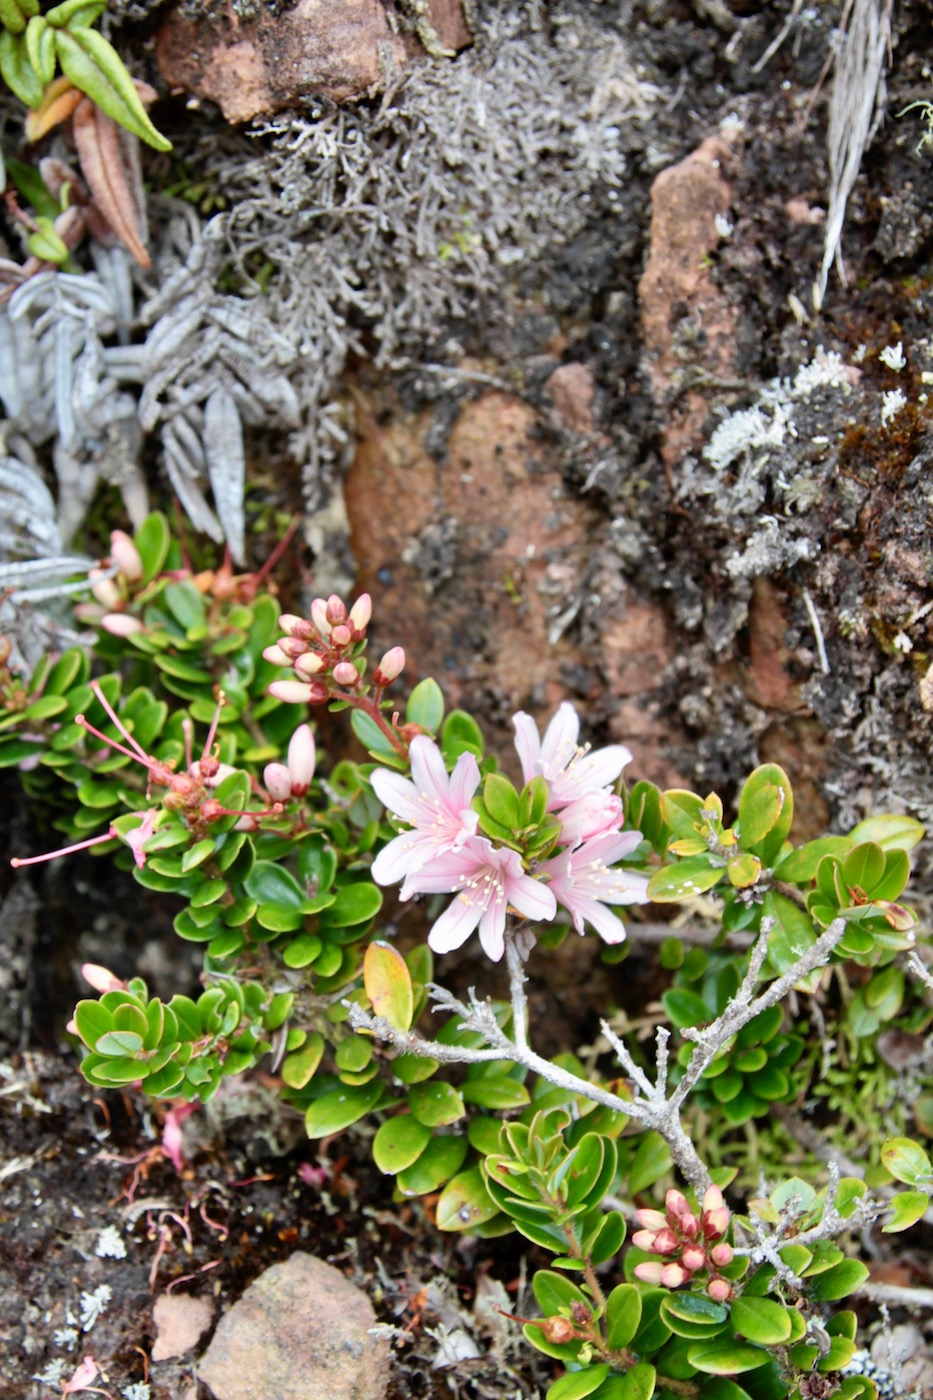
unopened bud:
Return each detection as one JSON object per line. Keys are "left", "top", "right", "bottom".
{"left": 325, "top": 594, "right": 347, "bottom": 624}
{"left": 101, "top": 613, "right": 144, "bottom": 637}
{"left": 659, "top": 1263, "right": 689, "bottom": 1288}
{"left": 635, "top": 1208, "right": 668, "bottom": 1232}
{"left": 279, "top": 637, "right": 308, "bottom": 659}
{"left": 310, "top": 599, "right": 331, "bottom": 636}
{"left": 665, "top": 1190, "right": 690, "bottom": 1220}
{"left": 277, "top": 614, "right": 304, "bottom": 635}
{"left": 681, "top": 1246, "right": 706, "bottom": 1272}
{"left": 295, "top": 651, "right": 325, "bottom": 676}
{"left": 703, "top": 1206, "right": 730, "bottom": 1237}
{"left": 541, "top": 1316, "right": 575, "bottom": 1344}
{"left": 374, "top": 646, "right": 405, "bottom": 686}
{"left": 269, "top": 680, "right": 320, "bottom": 704}
{"left": 709, "top": 1242, "right": 733, "bottom": 1267}
{"left": 702, "top": 1185, "right": 725, "bottom": 1215}
{"left": 632, "top": 1230, "right": 661, "bottom": 1252}
{"left": 89, "top": 568, "right": 120, "bottom": 609}
{"left": 707, "top": 1277, "right": 731, "bottom": 1303}
{"left": 332, "top": 661, "right": 359, "bottom": 687}
{"left": 330, "top": 624, "right": 352, "bottom": 647}
{"left": 109, "top": 530, "right": 143, "bottom": 582}
{"left": 264, "top": 762, "right": 293, "bottom": 802}
{"left": 652, "top": 1228, "right": 680, "bottom": 1255}
{"left": 679, "top": 1213, "right": 700, "bottom": 1239}
{"left": 348, "top": 593, "right": 372, "bottom": 633}
{"left": 82, "top": 963, "right": 126, "bottom": 993}
{"left": 263, "top": 644, "right": 292, "bottom": 666}
{"left": 287, "top": 724, "right": 316, "bottom": 796}
{"left": 633, "top": 1262, "right": 664, "bottom": 1285}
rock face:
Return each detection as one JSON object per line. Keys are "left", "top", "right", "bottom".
{"left": 198, "top": 1253, "right": 390, "bottom": 1400}
{"left": 156, "top": 0, "right": 471, "bottom": 124}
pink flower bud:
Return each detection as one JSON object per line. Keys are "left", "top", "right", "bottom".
{"left": 81, "top": 963, "right": 126, "bottom": 993}
{"left": 310, "top": 599, "right": 331, "bottom": 636}
{"left": 679, "top": 1213, "right": 700, "bottom": 1239}
{"left": 287, "top": 724, "right": 316, "bottom": 795}
{"left": 632, "top": 1230, "right": 660, "bottom": 1252}
{"left": 263, "top": 644, "right": 291, "bottom": 666}
{"left": 348, "top": 593, "right": 372, "bottom": 632}
{"left": 330, "top": 624, "right": 352, "bottom": 647}
{"left": 635, "top": 1208, "right": 668, "bottom": 1232}
{"left": 101, "top": 613, "right": 144, "bottom": 637}
{"left": 633, "top": 1262, "right": 664, "bottom": 1285}
{"left": 665, "top": 1190, "right": 690, "bottom": 1219}
{"left": 703, "top": 1206, "right": 730, "bottom": 1237}
{"left": 110, "top": 529, "right": 143, "bottom": 582}
{"left": 295, "top": 651, "right": 325, "bottom": 676}
{"left": 707, "top": 1277, "right": 732, "bottom": 1303}
{"left": 702, "top": 1185, "right": 725, "bottom": 1215}
{"left": 89, "top": 567, "right": 120, "bottom": 609}
{"left": 325, "top": 594, "right": 347, "bottom": 624}
{"left": 681, "top": 1246, "right": 706, "bottom": 1272}
{"left": 279, "top": 637, "right": 308, "bottom": 659}
{"left": 277, "top": 613, "right": 304, "bottom": 635}
{"left": 269, "top": 680, "right": 318, "bottom": 704}
{"left": 652, "top": 1228, "right": 680, "bottom": 1255}
{"left": 659, "top": 1263, "right": 689, "bottom": 1288}
{"left": 263, "top": 762, "right": 292, "bottom": 802}
{"left": 332, "top": 661, "right": 359, "bottom": 687}
{"left": 374, "top": 646, "right": 405, "bottom": 685}
{"left": 709, "top": 1242, "right": 733, "bottom": 1267}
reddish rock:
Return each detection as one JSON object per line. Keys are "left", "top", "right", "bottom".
{"left": 198, "top": 1252, "right": 389, "bottom": 1400}
{"left": 639, "top": 135, "right": 739, "bottom": 469}
{"left": 545, "top": 362, "right": 597, "bottom": 434}
{"left": 157, "top": 0, "right": 470, "bottom": 124}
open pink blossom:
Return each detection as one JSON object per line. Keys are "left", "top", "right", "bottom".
{"left": 400, "top": 836, "right": 557, "bottom": 961}
{"left": 539, "top": 831, "right": 649, "bottom": 944}
{"left": 513, "top": 702, "right": 631, "bottom": 810}
{"left": 370, "top": 736, "right": 481, "bottom": 884}
{"left": 557, "top": 791, "right": 624, "bottom": 848}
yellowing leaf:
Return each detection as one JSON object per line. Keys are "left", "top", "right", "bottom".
{"left": 363, "top": 940, "right": 414, "bottom": 1031}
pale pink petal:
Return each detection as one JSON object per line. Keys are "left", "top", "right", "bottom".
{"left": 371, "top": 830, "right": 434, "bottom": 885}
{"left": 512, "top": 712, "right": 542, "bottom": 784}
{"left": 559, "top": 792, "right": 624, "bottom": 847}
{"left": 428, "top": 891, "right": 484, "bottom": 953}
{"left": 509, "top": 872, "right": 557, "bottom": 924}
{"left": 409, "top": 735, "right": 452, "bottom": 804}
{"left": 447, "top": 750, "right": 481, "bottom": 811}
{"left": 540, "top": 702, "right": 580, "bottom": 774}
{"left": 570, "top": 896, "right": 628, "bottom": 943}
{"left": 555, "top": 744, "right": 631, "bottom": 801}
{"left": 477, "top": 900, "right": 508, "bottom": 961}
{"left": 370, "top": 768, "right": 426, "bottom": 827}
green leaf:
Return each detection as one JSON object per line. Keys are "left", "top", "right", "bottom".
{"left": 363, "top": 941, "right": 414, "bottom": 1031}
{"left": 0, "top": 28, "right": 42, "bottom": 105}
{"left": 546, "top": 1365, "right": 609, "bottom": 1400}
{"left": 729, "top": 1297, "right": 792, "bottom": 1346}
{"left": 135, "top": 512, "right": 170, "bottom": 583}
{"left": 397, "top": 1135, "right": 469, "bottom": 1195}
{"left": 532, "top": 1270, "right": 589, "bottom": 1316}
{"left": 441, "top": 709, "right": 484, "bottom": 761}
{"left": 335, "top": 1035, "right": 373, "bottom": 1074}
{"left": 619, "top": 1365, "right": 656, "bottom": 1400}
{"left": 321, "top": 882, "right": 383, "bottom": 927}
{"left": 628, "top": 1130, "right": 672, "bottom": 1194}
{"left": 435, "top": 1165, "right": 500, "bottom": 1231}
{"left": 605, "top": 1284, "right": 642, "bottom": 1350}
{"left": 842, "top": 842, "right": 886, "bottom": 897}
{"left": 74, "top": 1000, "right": 112, "bottom": 1050}
{"left": 304, "top": 1081, "right": 383, "bottom": 1137}
{"left": 848, "top": 813, "right": 924, "bottom": 852}
{"left": 661, "top": 789, "right": 706, "bottom": 838}
{"left": 373, "top": 1115, "right": 433, "bottom": 1174}
{"left": 408, "top": 1080, "right": 465, "bottom": 1127}
{"left": 406, "top": 677, "right": 444, "bottom": 733}
{"left": 881, "top": 1137, "right": 933, "bottom": 1187}
{"left": 663, "top": 988, "right": 711, "bottom": 1029}
{"left": 648, "top": 856, "right": 724, "bottom": 902}
{"left": 737, "top": 764, "right": 793, "bottom": 863}
{"left": 737, "top": 781, "right": 784, "bottom": 848}
{"left": 243, "top": 860, "right": 306, "bottom": 909}
{"left": 661, "top": 1293, "right": 729, "bottom": 1339}
{"left": 282, "top": 1033, "right": 325, "bottom": 1089}
{"left": 772, "top": 836, "right": 852, "bottom": 883}
{"left": 808, "top": 1259, "right": 869, "bottom": 1301}
{"left": 762, "top": 891, "right": 816, "bottom": 975}
{"left": 687, "top": 1341, "right": 770, "bottom": 1375}
{"left": 483, "top": 773, "right": 522, "bottom": 831}
{"left": 695, "top": 1381, "right": 753, "bottom": 1400}
{"left": 95, "top": 1029, "right": 144, "bottom": 1056}
{"left": 882, "top": 1191, "right": 929, "bottom": 1233}
{"left": 54, "top": 25, "right": 172, "bottom": 149}
{"left": 461, "top": 1076, "right": 530, "bottom": 1110}
{"left": 352, "top": 708, "right": 404, "bottom": 763}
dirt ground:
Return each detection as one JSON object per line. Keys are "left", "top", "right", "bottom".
{"left": 4, "top": 0, "right": 933, "bottom": 1396}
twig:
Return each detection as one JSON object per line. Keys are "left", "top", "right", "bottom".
{"left": 854, "top": 1280, "right": 933, "bottom": 1309}
{"left": 802, "top": 587, "right": 830, "bottom": 674}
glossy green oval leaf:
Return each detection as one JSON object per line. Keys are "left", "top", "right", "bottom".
{"left": 372, "top": 1114, "right": 433, "bottom": 1175}
{"left": 322, "top": 882, "right": 382, "bottom": 927}
{"left": 848, "top": 813, "right": 924, "bottom": 852}
{"left": 619, "top": 1364, "right": 656, "bottom": 1400}
{"left": 737, "top": 764, "right": 793, "bottom": 863}
{"left": 546, "top": 1364, "right": 609, "bottom": 1400}
{"left": 408, "top": 1080, "right": 465, "bottom": 1127}
{"left": 363, "top": 940, "right": 414, "bottom": 1031}
{"left": 648, "top": 856, "right": 724, "bottom": 903}
{"left": 397, "top": 1135, "right": 469, "bottom": 1196}
{"left": 628, "top": 1129, "right": 672, "bottom": 1194}
{"left": 771, "top": 836, "right": 852, "bottom": 884}
{"left": 882, "top": 1191, "right": 929, "bottom": 1233}
{"left": 729, "top": 1296, "right": 792, "bottom": 1346}
{"left": 95, "top": 1029, "right": 144, "bottom": 1056}
{"left": 881, "top": 1137, "right": 933, "bottom": 1187}
{"left": 406, "top": 677, "right": 444, "bottom": 734}
{"left": 281, "top": 1033, "right": 325, "bottom": 1089}
{"left": 687, "top": 1341, "right": 770, "bottom": 1375}
{"left": 737, "top": 781, "right": 784, "bottom": 849}
{"left": 435, "top": 1165, "right": 500, "bottom": 1231}
{"left": 461, "top": 1076, "right": 530, "bottom": 1110}
{"left": 807, "top": 1259, "right": 869, "bottom": 1301}
{"left": 74, "top": 1000, "right": 112, "bottom": 1050}
{"left": 605, "top": 1283, "right": 642, "bottom": 1351}
{"left": 304, "top": 1080, "right": 383, "bottom": 1138}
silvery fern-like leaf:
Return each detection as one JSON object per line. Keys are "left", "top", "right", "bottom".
{"left": 163, "top": 418, "right": 224, "bottom": 543}
{"left": 204, "top": 386, "right": 245, "bottom": 563}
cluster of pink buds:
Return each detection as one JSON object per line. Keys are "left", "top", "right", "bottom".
{"left": 264, "top": 592, "right": 405, "bottom": 705}
{"left": 76, "top": 530, "right": 147, "bottom": 638}
{"left": 632, "top": 1186, "right": 734, "bottom": 1302}
{"left": 263, "top": 724, "right": 316, "bottom": 802}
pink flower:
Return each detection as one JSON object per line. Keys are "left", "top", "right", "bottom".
{"left": 121, "top": 808, "right": 158, "bottom": 869}
{"left": 371, "top": 737, "right": 481, "bottom": 884}
{"left": 539, "top": 831, "right": 649, "bottom": 943}
{"left": 557, "top": 791, "right": 624, "bottom": 847}
{"left": 513, "top": 703, "right": 632, "bottom": 810}
{"left": 401, "top": 836, "right": 557, "bottom": 961}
